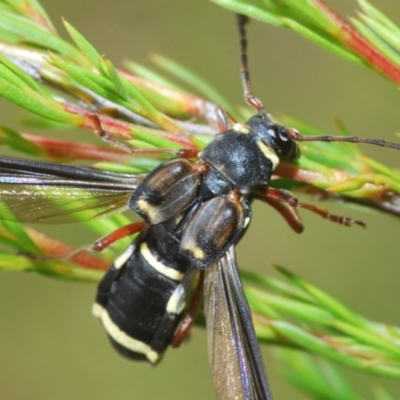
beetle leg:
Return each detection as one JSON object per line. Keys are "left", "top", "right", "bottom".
{"left": 256, "top": 187, "right": 366, "bottom": 228}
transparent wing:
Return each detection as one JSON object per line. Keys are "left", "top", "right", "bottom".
{"left": 204, "top": 246, "right": 273, "bottom": 400}
{"left": 0, "top": 157, "right": 144, "bottom": 223}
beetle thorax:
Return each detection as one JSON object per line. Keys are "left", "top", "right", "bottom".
{"left": 200, "top": 125, "right": 278, "bottom": 194}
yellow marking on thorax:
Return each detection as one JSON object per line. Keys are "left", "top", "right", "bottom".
{"left": 233, "top": 123, "right": 251, "bottom": 134}
{"left": 256, "top": 140, "right": 279, "bottom": 169}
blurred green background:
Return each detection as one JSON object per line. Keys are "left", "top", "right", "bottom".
{"left": 0, "top": 0, "right": 400, "bottom": 399}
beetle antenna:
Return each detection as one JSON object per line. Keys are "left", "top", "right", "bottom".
{"left": 237, "top": 15, "right": 400, "bottom": 152}
{"left": 286, "top": 127, "right": 400, "bottom": 151}
{"left": 236, "top": 14, "right": 264, "bottom": 113}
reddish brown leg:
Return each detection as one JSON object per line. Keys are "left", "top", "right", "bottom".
{"left": 63, "top": 221, "right": 147, "bottom": 261}
{"left": 171, "top": 270, "right": 205, "bottom": 348}
{"left": 256, "top": 187, "right": 366, "bottom": 228}
{"left": 177, "top": 148, "right": 200, "bottom": 158}
{"left": 90, "top": 113, "right": 133, "bottom": 153}
{"left": 126, "top": 147, "right": 197, "bottom": 157}
{"left": 91, "top": 113, "right": 196, "bottom": 158}
{"left": 91, "top": 221, "right": 146, "bottom": 252}
{"left": 215, "top": 106, "right": 236, "bottom": 132}
{"left": 25, "top": 221, "right": 147, "bottom": 264}
{"left": 261, "top": 193, "right": 304, "bottom": 233}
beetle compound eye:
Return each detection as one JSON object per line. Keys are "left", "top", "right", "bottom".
{"left": 278, "top": 127, "right": 289, "bottom": 142}
{"left": 274, "top": 126, "right": 299, "bottom": 161}
{"left": 263, "top": 125, "right": 299, "bottom": 161}
{"left": 265, "top": 125, "right": 287, "bottom": 143}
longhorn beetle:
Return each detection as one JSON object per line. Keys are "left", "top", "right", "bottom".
{"left": 0, "top": 14, "right": 399, "bottom": 400}
{"left": 89, "top": 15, "right": 400, "bottom": 399}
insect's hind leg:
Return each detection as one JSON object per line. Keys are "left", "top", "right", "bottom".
{"left": 19, "top": 221, "right": 147, "bottom": 268}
